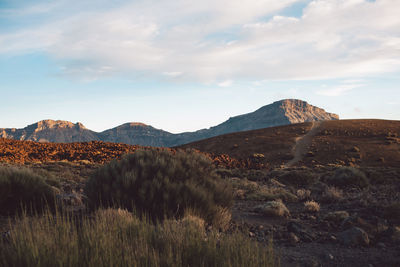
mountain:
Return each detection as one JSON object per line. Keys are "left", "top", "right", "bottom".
{"left": 99, "top": 123, "right": 174, "bottom": 147}
{"left": 0, "top": 120, "right": 99, "bottom": 143}
{"left": 170, "top": 99, "right": 338, "bottom": 146}
{"left": 0, "top": 99, "right": 339, "bottom": 146}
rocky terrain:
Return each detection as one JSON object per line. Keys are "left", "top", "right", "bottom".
{"left": 0, "top": 138, "right": 261, "bottom": 169}
{"left": 179, "top": 119, "right": 400, "bottom": 168}
{"left": 0, "top": 99, "right": 338, "bottom": 147}
{"left": 1, "top": 119, "right": 399, "bottom": 266}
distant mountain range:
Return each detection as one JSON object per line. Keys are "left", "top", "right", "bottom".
{"left": 0, "top": 99, "right": 339, "bottom": 147}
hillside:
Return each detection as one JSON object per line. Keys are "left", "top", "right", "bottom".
{"left": 0, "top": 99, "right": 338, "bottom": 146}
{"left": 179, "top": 119, "right": 400, "bottom": 168}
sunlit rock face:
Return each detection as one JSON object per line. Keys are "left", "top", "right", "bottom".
{"left": 0, "top": 120, "right": 99, "bottom": 143}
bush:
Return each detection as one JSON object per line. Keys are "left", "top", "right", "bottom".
{"left": 277, "top": 170, "right": 318, "bottom": 187}
{"left": 85, "top": 149, "right": 233, "bottom": 226}
{"left": 230, "top": 178, "right": 297, "bottom": 202}
{"left": 254, "top": 200, "right": 290, "bottom": 218}
{"left": 0, "top": 209, "right": 278, "bottom": 267}
{"left": 304, "top": 200, "right": 320, "bottom": 213}
{"left": 0, "top": 167, "right": 56, "bottom": 215}
{"left": 327, "top": 167, "right": 369, "bottom": 189}
{"left": 322, "top": 186, "right": 343, "bottom": 203}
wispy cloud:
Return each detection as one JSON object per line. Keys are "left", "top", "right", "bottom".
{"left": 218, "top": 80, "right": 233, "bottom": 87}
{"left": 1, "top": 0, "right": 399, "bottom": 82}
{"left": 316, "top": 80, "right": 365, "bottom": 97}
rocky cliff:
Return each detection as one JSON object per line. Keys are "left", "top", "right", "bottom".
{"left": 0, "top": 99, "right": 338, "bottom": 146}
{"left": 0, "top": 120, "right": 99, "bottom": 143}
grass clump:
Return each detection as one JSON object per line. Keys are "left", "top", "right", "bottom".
{"left": 327, "top": 167, "right": 369, "bottom": 189}
{"left": 0, "top": 209, "right": 278, "bottom": 267}
{"left": 230, "top": 178, "right": 297, "bottom": 202}
{"left": 85, "top": 149, "right": 233, "bottom": 227}
{"left": 254, "top": 200, "right": 290, "bottom": 218}
{"left": 304, "top": 200, "right": 320, "bottom": 213}
{"left": 324, "top": 211, "right": 350, "bottom": 223}
{"left": 0, "top": 166, "right": 56, "bottom": 215}
{"left": 321, "top": 186, "right": 343, "bottom": 203}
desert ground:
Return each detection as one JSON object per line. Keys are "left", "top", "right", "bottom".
{"left": 1, "top": 119, "right": 399, "bottom": 266}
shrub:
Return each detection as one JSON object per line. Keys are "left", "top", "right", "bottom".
{"left": 327, "top": 167, "right": 369, "bottom": 189}
{"left": 324, "top": 211, "right": 349, "bottom": 223}
{"left": 277, "top": 170, "right": 318, "bottom": 187}
{"left": 296, "top": 189, "right": 311, "bottom": 200}
{"left": 254, "top": 200, "right": 290, "bottom": 218}
{"left": 85, "top": 149, "right": 233, "bottom": 225}
{"left": 0, "top": 167, "right": 56, "bottom": 215}
{"left": 0, "top": 209, "right": 278, "bottom": 267}
{"left": 230, "top": 178, "right": 297, "bottom": 202}
{"left": 304, "top": 200, "right": 320, "bottom": 213}
{"left": 322, "top": 186, "right": 343, "bottom": 203}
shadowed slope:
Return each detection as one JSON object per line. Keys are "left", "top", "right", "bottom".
{"left": 179, "top": 119, "right": 400, "bottom": 168}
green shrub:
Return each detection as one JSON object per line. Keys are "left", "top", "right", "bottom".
{"left": 327, "top": 167, "right": 369, "bottom": 189}
{"left": 277, "top": 170, "right": 318, "bottom": 187}
{"left": 0, "top": 167, "right": 56, "bottom": 215}
{"left": 85, "top": 149, "right": 233, "bottom": 226}
{"left": 0, "top": 209, "right": 278, "bottom": 267}
{"left": 230, "top": 178, "right": 297, "bottom": 202}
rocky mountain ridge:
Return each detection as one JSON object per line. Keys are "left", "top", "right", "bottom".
{"left": 0, "top": 99, "right": 339, "bottom": 146}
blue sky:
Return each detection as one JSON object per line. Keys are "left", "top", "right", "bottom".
{"left": 0, "top": 0, "right": 399, "bottom": 133}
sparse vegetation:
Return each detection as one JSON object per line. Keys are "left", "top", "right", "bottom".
{"left": 254, "top": 200, "right": 290, "bottom": 218}
{"left": 0, "top": 166, "right": 56, "bottom": 215}
{"left": 324, "top": 211, "right": 350, "bottom": 223}
{"left": 85, "top": 149, "right": 233, "bottom": 226}
{"left": 327, "top": 167, "right": 369, "bottom": 189}
{"left": 322, "top": 186, "right": 343, "bottom": 203}
{"left": 296, "top": 189, "right": 311, "bottom": 200}
{"left": 0, "top": 208, "right": 278, "bottom": 267}
{"left": 230, "top": 178, "right": 297, "bottom": 202}
{"left": 304, "top": 200, "right": 320, "bottom": 213}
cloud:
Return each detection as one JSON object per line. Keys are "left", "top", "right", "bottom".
{"left": 1, "top": 0, "right": 400, "bottom": 82}
{"left": 218, "top": 80, "right": 233, "bottom": 87}
{"left": 316, "top": 80, "right": 365, "bottom": 96}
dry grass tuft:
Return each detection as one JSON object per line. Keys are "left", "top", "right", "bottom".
{"left": 254, "top": 200, "right": 290, "bottom": 218}
{"left": 322, "top": 186, "right": 343, "bottom": 203}
{"left": 304, "top": 200, "right": 320, "bottom": 213}
{"left": 0, "top": 208, "right": 278, "bottom": 267}
{"left": 296, "top": 189, "right": 311, "bottom": 200}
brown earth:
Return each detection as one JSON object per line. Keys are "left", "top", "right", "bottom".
{"left": 0, "top": 138, "right": 262, "bottom": 169}
{"left": 179, "top": 119, "right": 400, "bottom": 168}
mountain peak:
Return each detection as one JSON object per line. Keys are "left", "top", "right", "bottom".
{"left": 127, "top": 122, "right": 148, "bottom": 127}
{"left": 31, "top": 120, "right": 87, "bottom": 130}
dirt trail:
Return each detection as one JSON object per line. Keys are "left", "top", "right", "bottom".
{"left": 285, "top": 121, "right": 323, "bottom": 167}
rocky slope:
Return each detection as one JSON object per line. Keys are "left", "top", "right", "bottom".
{"left": 0, "top": 99, "right": 338, "bottom": 146}
{"left": 99, "top": 123, "right": 174, "bottom": 147}
{"left": 179, "top": 119, "right": 400, "bottom": 168}
{"left": 0, "top": 120, "right": 99, "bottom": 143}
{"left": 171, "top": 99, "right": 338, "bottom": 145}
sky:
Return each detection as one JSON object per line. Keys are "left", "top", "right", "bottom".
{"left": 0, "top": 0, "right": 399, "bottom": 133}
